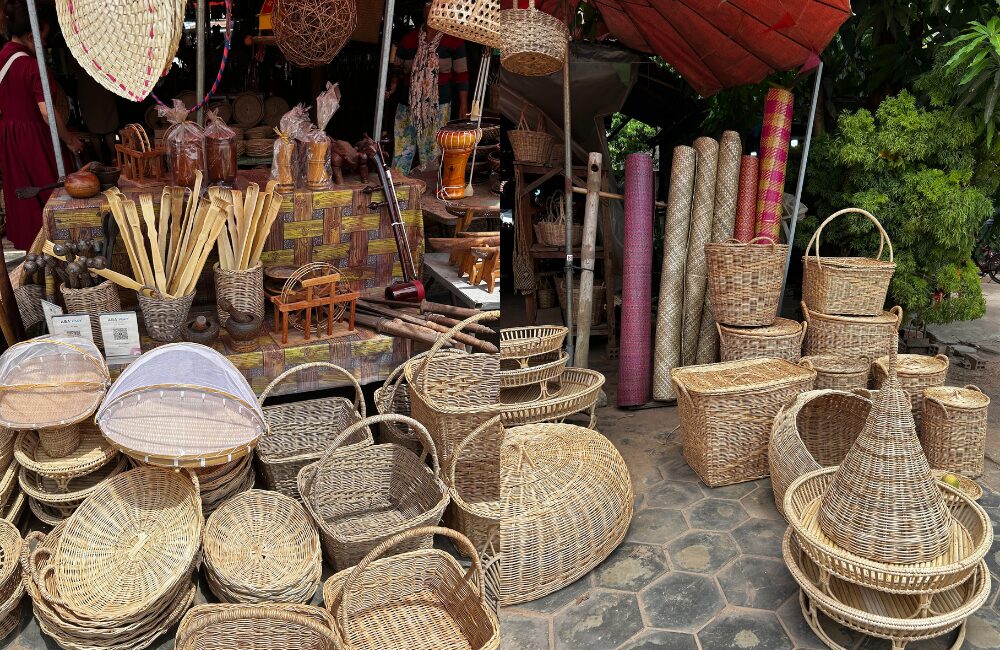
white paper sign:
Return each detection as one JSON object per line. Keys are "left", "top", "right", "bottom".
{"left": 99, "top": 312, "right": 142, "bottom": 364}
{"left": 50, "top": 314, "right": 94, "bottom": 342}
{"left": 40, "top": 300, "right": 63, "bottom": 333}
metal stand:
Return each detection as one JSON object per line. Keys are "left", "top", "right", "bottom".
{"left": 26, "top": 0, "right": 64, "bottom": 178}
{"left": 562, "top": 54, "right": 574, "bottom": 364}
{"left": 373, "top": 0, "right": 397, "bottom": 141}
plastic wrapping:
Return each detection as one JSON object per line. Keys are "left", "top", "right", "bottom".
{"left": 316, "top": 82, "right": 341, "bottom": 131}
{"left": 271, "top": 105, "right": 310, "bottom": 190}
{"left": 159, "top": 100, "right": 206, "bottom": 188}
{"left": 302, "top": 128, "right": 332, "bottom": 190}
{"left": 204, "top": 109, "right": 238, "bottom": 185}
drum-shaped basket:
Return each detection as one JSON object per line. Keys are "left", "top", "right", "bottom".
{"left": 203, "top": 490, "right": 322, "bottom": 604}
{"left": 499, "top": 367, "right": 605, "bottom": 428}
{"left": 137, "top": 289, "right": 196, "bottom": 342}
{"left": 802, "top": 208, "right": 896, "bottom": 316}
{"left": 706, "top": 238, "right": 788, "bottom": 327}
{"left": 323, "top": 526, "right": 499, "bottom": 650}
{"left": 61, "top": 280, "right": 122, "bottom": 348}
{"left": 501, "top": 423, "right": 633, "bottom": 605}
{"left": 802, "top": 302, "right": 903, "bottom": 362}
{"left": 447, "top": 417, "right": 501, "bottom": 554}
{"left": 257, "top": 362, "right": 367, "bottom": 499}
{"left": 798, "top": 355, "right": 871, "bottom": 391}
{"left": 717, "top": 318, "right": 806, "bottom": 363}
{"left": 921, "top": 386, "right": 990, "bottom": 478}
{"left": 769, "top": 390, "right": 873, "bottom": 518}
{"left": 508, "top": 108, "right": 553, "bottom": 164}
{"left": 500, "top": 350, "right": 568, "bottom": 389}
{"left": 428, "top": 0, "right": 501, "bottom": 48}
{"left": 500, "top": 0, "right": 568, "bottom": 77}
{"left": 500, "top": 325, "right": 567, "bottom": 360}
{"left": 298, "top": 414, "right": 449, "bottom": 571}
{"left": 176, "top": 603, "right": 338, "bottom": 650}
{"left": 872, "top": 353, "right": 949, "bottom": 433}
{"left": 671, "top": 358, "right": 816, "bottom": 487}
{"left": 214, "top": 262, "right": 265, "bottom": 328}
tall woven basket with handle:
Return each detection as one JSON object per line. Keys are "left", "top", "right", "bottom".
{"left": 705, "top": 237, "right": 787, "bottom": 327}
{"left": 508, "top": 107, "right": 553, "bottom": 165}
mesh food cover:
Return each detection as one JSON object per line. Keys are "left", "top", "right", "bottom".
{"left": 0, "top": 336, "right": 109, "bottom": 429}
{"left": 96, "top": 343, "right": 266, "bottom": 466}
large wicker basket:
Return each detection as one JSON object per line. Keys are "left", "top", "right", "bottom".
{"left": 508, "top": 107, "right": 553, "bottom": 164}
{"left": 798, "top": 355, "right": 870, "bottom": 391}
{"left": 872, "top": 353, "right": 948, "bottom": 433}
{"left": 447, "top": 416, "right": 501, "bottom": 555}
{"left": 176, "top": 603, "right": 339, "bottom": 650}
{"left": 921, "top": 385, "right": 990, "bottom": 478}
{"left": 61, "top": 280, "right": 121, "bottom": 348}
{"left": 499, "top": 0, "right": 568, "bottom": 77}
{"left": 717, "top": 318, "right": 806, "bottom": 362}
{"left": 428, "top": 0, "right": 501, "bottom": 48}
{"left": 214, "top": 262, "right": 265, "bottom": 328}
{"left": 801, "top": 302, "right": 903, "bottom": 362}
{"left": 671, "top": 358, "right": 816, "bottom": 487}
{"left": 802, "top": 208, "right": 896, "bottom": 316}
{"left": 705, "top": 237, "right": 788, "bottom": 326}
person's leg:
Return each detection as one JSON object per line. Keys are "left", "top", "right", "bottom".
{"left": 392, "top": 104, "right": 417, "bottom": 174}
{"left": 415, "top": 104, "right": 452, "bottom": 172}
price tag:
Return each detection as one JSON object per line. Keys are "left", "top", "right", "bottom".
{"left": 50, "top": 314, "right": 94, "bottom": 342}
{"left": 99, "top": 312, "right": 142, "bottom": 365}
{"left": 40, "top": 300, "right": 63, "bottom": 333}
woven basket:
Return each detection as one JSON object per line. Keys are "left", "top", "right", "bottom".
{"left": 14, "top": 426, "right": 117, "bottom": 487}
{"left": 483, "top": 551, "right": 500, "bottom": 616}
{"left": 61, "top": 280, "right": 122, "bottom": 348}
{"left": 428, "top": 0, "right": 501, "bottom": 48}
{"left": 176, "top": 603, "right": 338, "bottom": 650}
{"left": 14, "top": 283, "right": 44, "bottom": 329}
{"left": 196, "top": 454, "right": 256, "bottom": 516}
{"left": 801, "top": 301, "right": 902, "bottom": 362}
{"left": 203, "top": 489, "right": 322, "bottom": 604}
{"left": 500, "top": 350, "right": 568, "bottom": 389}
{"left": 717, "top": 318, "right": 806, "bottom": 362}
{"left": 215, "top": 262, "right": 265, "bottom": 328}
{"left": 245, "top": 138, "right": 275, "bottom": 158}
{"left": 508, "top": 107, "right": 554, "bottom": 165}
{"left": 802, "top": 208, "right": 896, "bottom": 316}
{"left": 798, "top": 355, "right": 870, "bottom": 391}
{"left": 257, "top": 362, "right": 367, "bottom": 500}
{"left": 921, "top": 385, "right": 990, "bottom": 478}
{"left": 500, "top": 0, "right": 568, "bottom": 77}
{"left": 0, "top": 518, "right": 22, "bottom": 621}
{"left": 872, "top": 353, "right": 949, "bottom": 433}
{"left": 536, "top": 277, "right": 556, "bottom": 309}
{"left": 931, "top": 469, "right": 983, "bottom": 501}
{"left": 137, "top": 289, "right": 196, "bottom": 341}
{"left": 0, "top": 459, "right": 16, "bottom": 513}
{"left": 244, "top": 125, "right": 271, "bottom": 140}
{"left": 499, "top": 367, "right": 605, "bottom": 428}
{"left": 769, "top": 390, "right": 873, "bottom": 518}
{"left": 706, "top": 237, "right": 788, "bottom": 327}
{"left": 500, "top": 325, "right": 567, "bottom": 360}
{"left": 447, "top": 416, "right": 501, "bottom": 554}
{"left": 323, "top": 526, "right": 499, "bottom": 649}
{"left": 18, "top": 454, "right": 128, "bottom": 509}
{"left": 298, "top": 414, "right": 449, "bottom": 571}
{"left": 671, "top": 358, "right": 816, "bottom": 487}
{"left": 555, "top": 276, "right": 607, "bottom": 327}
{"left": 534, "top": 219, "right": 582, "bottom": 248}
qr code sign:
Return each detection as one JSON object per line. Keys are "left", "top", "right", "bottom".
{"left": 112, "top": 327, "right": 129, "bottom": 342}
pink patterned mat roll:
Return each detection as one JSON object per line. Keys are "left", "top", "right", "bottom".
{"left": 755, "top": 87, "right": 794, "bottom": 243}
{"left": 734, "top": 155, "right": 758, "bottom": 243}
{"left": 618, "top": 153, "right": 654, "bottom": 407}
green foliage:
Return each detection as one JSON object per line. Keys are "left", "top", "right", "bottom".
{"left": 942, "top": 17, "right": 1000, "bottom": 146}
{"left": 606, "top": 113, "right": 658, "bottom": 176}
{"left": 802, "top": 92, "right": 992, "bottom": 323}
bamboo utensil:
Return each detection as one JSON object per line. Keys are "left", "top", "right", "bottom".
{"left": 216, "top": 182, "right": 282, "bottom": 271}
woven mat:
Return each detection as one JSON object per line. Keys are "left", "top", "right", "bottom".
{"left": 681, "top": 137, "right": 718, "bottom": 367}
{"left": 754, "top": 88, "right": 794, "bottom": 242}
{"left": 653, "top": 146, "right": 696, "bottom": 401}
{"left": 617, "top": 153, "right": 655, "bottom": 407}
{"left": 734, "top": 155, "right": 759, "bottom": 242}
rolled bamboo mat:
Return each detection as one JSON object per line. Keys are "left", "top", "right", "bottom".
{"left": 695, "top": 130, "right": 743, "bottom": 364}
{"left": 618, "top": 153, "right": 655, "bottom": 407}
{"left": 754, "top": 87, "right": 794, "bottom": 243}
{"left": 652, "top": 146, "right": 697, "bottom": 401}
{"left": 734, "top": 155, "right": 759, "bottom": 242}
{"left": 681, "top": 137, "right": 718, "bottom": 367}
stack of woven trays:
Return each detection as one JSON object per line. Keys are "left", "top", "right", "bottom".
{"left": 133, "top": 455, "right": 255, "bottom": 516}
{"left": 0, "top": 519, "right": 23, "bottom": 643}
{"left": 499, "top": 326, "right": 605, "bottom": 428}
{"left": 0, "top": 429, "right": 22, "bottom": 524}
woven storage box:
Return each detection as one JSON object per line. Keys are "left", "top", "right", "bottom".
{"left": 61, "top": 280, "right": 122, "bottom": 348}
{"left": 500, "top": 0, "right": 568, "bottom": 77}
{"left": 176, "top": 603, "right": 338, "bottom": 650}
{"left": 717, "top": 317, "right": 806, "bottom": 362}
{"left": 508, "top": 108, "right": 553, "bottom": 164}
{"left": 447, "top": 416, "right": 501, "bottom": 554}
{"left": 137, "top": 289, "right": 196, "bottom": 341}
{"left": 921, "top": 385, "right": 990, "bottom": 478}
{"left": 257, "top": 362, "right": 367, "bottom": 499}
{"left": 799, "top": 355, "right": 870, "bottom": 391}
{"left": 671, "top": 358, "right": 816, "bottom": 487}
{"left": 323, "top": 526, "right": 499, "bottom": 649}
{"left": 872, "top": 353, "right": 948, "bottom": 433}
{"left": 769, "top": 390, "right": 873, "bottom": 518}
{"left": 705, "top": 238, "right": 788, "bottom": 326}
{"left": 802, "top": 302, "right": 903, "bottom": 362}
{"left": 214, "top": 262, "right": 265, "bottom": 328}
{"left": 555, "top": 276, "right": 607, "bottom": 327}
{"left": 802, "top": 208, "right": 896, "bottom": 316}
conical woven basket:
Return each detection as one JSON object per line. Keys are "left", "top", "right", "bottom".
{"left": 428, "top": 0, "right": 501, "bottom": 48}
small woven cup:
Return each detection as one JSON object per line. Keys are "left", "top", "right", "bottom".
{"left": 138, "top": 290, "right": 196, "bottom": 342}
{"left": 214, "top": 263, "right": 265, "bottom": 328}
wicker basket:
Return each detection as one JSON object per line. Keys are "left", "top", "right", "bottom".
{"left": 500, "top": 350, "right": 568, "bottom": 389}
{"left": 18, "top": 454, "right": 128, "bottom": 511}
{"left": 802, "top": 208, "right": 896, "bottom": 316}
{"left": 323, "top": 526, "right": 499, "bottom": 649}
{"left": 499, "top": 367, "right": 605, "bottom": 428}
{"left": 534, "top": 219, "right": 582, "bottom": 248}
{"left": 245, "top": 125, "right": 272, "bottom": 140}
{"left": 801, "top": 301, "right": 903, "bottom": 362}
{"left": 298, "top": 414, "right": 449, "bottom": 571}
{"left": 0, "top": 518, "right": 22, "bottom": 628}
{"left": 872, "top": 353, "right": 949, "bottom": 433}
{"left": 706, "top": 237, "right": 788, "bottom": 327}
{"left": 555, "top": 276, "right": 607, "bottom": 327}
{"left": 428, "top": 0, "right": 501, "bottom": 48}
{"left": 931, "top": 469, "right": 983, "bottom": 501}
{"left": 176, "top": 603, "right": 338, "bottom": 650}
{"left": 14, "top": 283, "right": 44, "bottom": 329}
{"left": 196, "top": 454, "right": 256, "bottom": 516}
{"left": 14, "top": 425, "right": 117, "bottom": 488}
{"left": 500, "top": 325, "right": 567, "bottom": 360}
{"left": 536, "top": 277, "right": 556, "bottom": 309}
{"left": 769, "top": 390, "right": 873, "bottom": 518}
{"left": 671, "top": 358, "right": 816, "bottom": 487}
{"left": 798, "top": 355, "right": 870, "bottom": 391}
{"left": 921, "top": 385, "right": 990, "bottom": 478}
{"left": 717, "top": 318, "right": 806, "bottom": 362}
{"left": 61, "top": 280, "right": 122, "bottom": 348}
{"left": 447, "top": 416, "right": 501, "bottom": 554}
{"left": 137, "top": 289, "right": 196, "bottom": 341}
{"left": 215, "top": 262, "right": 265, "bottom": 328}
{"left": 499, "top": 0, "right": 568, "bottom": 77}
{"left": 245, "top": 138, "right": 275, "bottom": 158}
{"left": 256, "top": 362, "right": 367, "bottom": 500}
{"left": 203, "top": 489, "right": 322, "bottom": 604}
{"left": 508, "top": 107, "right": 554, "bottom": 164}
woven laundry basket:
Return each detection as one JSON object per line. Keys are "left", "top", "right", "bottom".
{"left": 717, "top": 318, "right": 806, "bottom": 362}
{"left": 176, "top": 603, "right": 338, "bottom": 650}
{"left": 798, "top": 355, "right": 871, "bottom": 391}
{"left": 447, "top": 416, "right": 501, "bottom": 555}
{"left": 500, "top": 0, "right": 568, "bottom": 77}
{"left": 872, "top": 353, "right": 948, "bottom": 433}
{"left": 921, "top": 385, "right": 990, "bottom": 478}
{"left": 801, "top": 301, "right": 903, "bottom": 362}
{"left": 671, "top": 358, "right": 816, "bottom": 487}
{"left": 705, "top": 237, "right": 788, "bottom": 327}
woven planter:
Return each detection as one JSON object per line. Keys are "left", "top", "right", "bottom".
{"left": 428, "top": 0, "right": 501, "bottom": 48}
{"left": 555, "top": 276, "right": 606, "bottom": 327}
{"left": 798, "top": 355, "right": 870, "bottom": 391}
{"left": 214, "top": 262, "right": 265, "bottom": 328}
{"left": 717, "top": 318, "right": 806, "bottom": 363}
{"left": 801, "top": 301, "right": 902, "bottom": 363}
{"left": 61, "top": 281, "right": 122, "bottom": 348}
{"left": 921, "top": 385, "right": 990, "bottom": 478}
{"left": 176, "top": 603, "right": 339, "bottom": 650}
{"left": 500, "top": 0, "right": 568, "bottom": 77}
{"left": 13, "top": 284, "right": 43, "bottom": 329}
{"left": 671, "top": 358, "right": 816, "bottom": 487}
{"left": 137, "top": 289, "right": 196, "bottom": 341}
{"left": 447, "top": 416, "right": 501, "bottom": 554}
{"left": 508, "top": 107, "right": 554, "bottom": 164}
{"left": 872, "top": 353, "right": 948, "bottom": 433}
{"left": 705, "top": 238, "right": 788, "bottom": 327}
{"left": 802, "top": 208, "right": 896, "bottom": 316}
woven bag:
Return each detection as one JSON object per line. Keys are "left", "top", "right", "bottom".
{"left": 717, "top": 318, "right": 806, "bottom": 363}
{"left": 705, "top": 237, "right": 788, "bottom": 326}
{"left": 798, "top": 355, "right": 870, "bottom": 391}
{"left": 447, "top": 416, "right": 501, "bottom": 555}
{"left": 802, "top": 208, "right": 896, "bottom": 316}
{"left": 801, "top": 301, "right": 903, "bottom": 362}
{"left": 428, "top": 0, "right": 501, "bottom": 48}
{"left": 508, "top": 107, "right": 554, "bottom": 165}
{"left": 921, "top": 385, "right": 990, "bottom": 478}
{"left": 176, "top": 603, "right": 338, "bottom": 650}
{"left": 500, "top": 0, "right": 568, "bottom": 77}
{"left": 872, "top": 353, "right": 948, "bottom": 434}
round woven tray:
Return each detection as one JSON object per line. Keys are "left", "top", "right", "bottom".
{"left": 28, "top": 497, "right": 74, "bottom": 526}
{"left": 931, "top": 471, "right": 983, "bottom": 501}
{"left": 500, "top": 325, "right": 567, "bottom": 359}
{"left": 263, "top": 97, "right": 290, "bottom": 127}
{"left": 14, "top": 426, "right": 117, "bottom": 482}
{"left": 499, "top": 367, "right": 605, "bottom": 428}
{"left": 2, "top": 492, "right": 23, "bottom": 525}
{"left": 233, "top": 93, "right": 264, "bottom": 127}
{"left": 19, "top": 454, "right": 128, "bottom": 506}
{"left": 499, "top": 350, "right": 568, "bottom": 389}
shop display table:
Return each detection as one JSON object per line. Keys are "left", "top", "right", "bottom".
{"left": 423, "top": 252, "right": 500, "bottom": 311}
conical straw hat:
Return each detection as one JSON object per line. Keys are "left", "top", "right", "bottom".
{"left": 817, "top": 336, "right": 953, "bottom": 564}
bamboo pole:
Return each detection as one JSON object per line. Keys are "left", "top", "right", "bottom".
{"left": 571, "top": 186, "right": 668, "bottom": 209}
{"left": 574, "top": 152, "right": 602, "bottom": 368}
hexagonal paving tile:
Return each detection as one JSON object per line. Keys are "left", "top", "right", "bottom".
{"left": 627, "top": 508, "right": 689, "bottom": 545}
{"left": 656, "top": 445, "right": 701, "bottom": 484}
{"left": 986, "top": 537, "right": 1000, "bottom": 577}
{"left": 618, "top": 629, "right": 699, "bottom": 650}
{"left": 685, "top": 498, "right": 749, "bottom": 531}
{"left": 553, "top": 589, "right": 645, "bottom": 650}
{"left": 501, "top": 612, "right": 551, "bottom": 650}
{"left": 741, "top": 485, "right": 783, "bottom": 521}
{"left": 641, "top": 572, "right": 725, "bottom": 632}
{"left": 516, "top": 575, "right": 592, "bottom": 615}
{"left": 700, "top": 480, "right": 759, "bottom": 499}
{"left": 697, "top": 610, "right": 793, "bottom": 650}
{"left": 978, "top": 487, "right": 1000, "bottom": 509}
{"left": 646, "top": 481, "right": 705, "bottom": 510}
{"left": 717, "top": 557, "right": 798, "bottom": 610}
{"left": 961, "top": 610, "right": 1000, "bottom": 650}
{"left": 731, "top": 517, "right": 787, "bottom": 558}
{"left": 666, "top": 530, "right": 739, "bottom": 573}
{"left": 593, "top": 542, "right": 669, "bottom": 592}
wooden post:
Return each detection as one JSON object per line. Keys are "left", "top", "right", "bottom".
{"left": 574, "top": 152, "right": 602, "bottom": 368}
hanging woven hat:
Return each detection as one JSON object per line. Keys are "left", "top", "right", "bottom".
{"left": 428, "top": 0, "right": 501, "bottom": 49}
{"left": 272, "top": 0, "right": 357, "bottom": 68}
{"left": 500, "top": 0, "right": 568, "bottom": 77}
{"left": 817, "top": 342, "right": 953, "bottom": 564}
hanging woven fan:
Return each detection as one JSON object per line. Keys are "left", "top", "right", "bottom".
{"left": 56, "top": 0, "right": 185, "bottom": 101}
{"left": 272, "top": 0, "right": 358, "bottom": 68}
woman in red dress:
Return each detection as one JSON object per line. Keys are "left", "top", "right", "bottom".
{"left": 1, "top": 0, "right": 82, "bottom": 250}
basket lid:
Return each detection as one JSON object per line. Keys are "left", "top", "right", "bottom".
{"left": 670, "top": 358, "right": 815, "bottom": 396}
{"left": 719, "top": 317, "right": 802, "bottom": 337}
{"left": 874, "top": 353, "right": 948, "bottom": 377}
{"left": 799, "top": 355, "right": 869, "bottom": 375}
{"left": 924, "top": 386, "right": 990, "bottom": 410}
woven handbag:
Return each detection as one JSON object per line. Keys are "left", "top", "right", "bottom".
{"left": 428, "top": 0, "right": 501, "bottom": 48}
{"left": 508, "top": 107, "right": 554, "bottom": 165}
{"left": 705, "top": 237, "right": 788, "bottom": 326}
{"left": 500, "top": 0, "right": 568, "bottom": 77}
{"left": 176, "top": 603, "right": 338, "bottom": 650}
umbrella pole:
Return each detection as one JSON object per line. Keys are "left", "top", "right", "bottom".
{"left": 563, "top": 53, "right": 575, "bottom": 364}
{"left": 778, "top": 60, "right": 823, "bottom": 314}
{"left": 26, "top": 0, "right": 64, "bottom": 179}
{"left": 373, "top": 0, "right": 397, "bottom": 142}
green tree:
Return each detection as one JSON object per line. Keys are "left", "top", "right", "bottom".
{"left": 606, "top": 113, "right": 658, "bottom": 176}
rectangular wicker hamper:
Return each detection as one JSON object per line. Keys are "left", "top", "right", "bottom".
{"left": 671, "top": 359, "right": 816, "bottom": 487}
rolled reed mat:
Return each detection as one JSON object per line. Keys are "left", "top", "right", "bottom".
{"left": 652, "top": 145, "right": 697, "bottom": 401}
{"left": 754, "top": 87, "right": 794, "bottom": 242}
{"left": 680, "top": 137, "right": 718, "bottom": 367}
{"left": 618, "top": 153, "right": 655, "bottom": 407}
{"left": 733, "top": 155, "right": 759, "bottom": 242}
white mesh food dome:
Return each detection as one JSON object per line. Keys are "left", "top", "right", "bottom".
{"left": 0, "top": 335, "right": 109, "bottom": 428}
{"left": 96, "top": 343, "right": 266, "bottom": 466}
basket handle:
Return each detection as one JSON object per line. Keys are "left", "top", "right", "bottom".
{"left": 257, "top": 361, "right": 365, "bottom": 418}
{"left": 337, "top": 526, "right": 485, "bottom": 638}
{"left": 377, "top": 348, "right": 462, "bottom": 411}
{"left": 798, "top": 358, "right": 814, "bottom": 371}
{"left": 448, "top": 415, "right": 502, "bottom": 487}
{"left": 25, "top": 543, "right": 69, "bottom": 607}
{"left": 178, "top": 606, "right": 340, "bottom": 648}
{"left": 964, "top": 384, "right": 983, "bottom": 393}
{"left": 298, "top": 417, "right": 381, "bottom": 499}
{"left": 516, "top": 107, "right": 530, "bottom": 131}
{"left": 935, "top": 353, "right": 950, "bottom": 365}
{"left": 889, "top": 305, "right": 904, "bottom": 328}
{"left": 805, "top": 207, "right": 894, "bottom": 270}
{"left": 797, "top": 320, "right": 808, "bottom": 346}
{"left": 719, "top": 236, "right": 777, "bottom": 250}
{"left": 414, "top": 310, "right": 500, "bottom": 394}
{"left": 800, "top": 301, "right": 811, "bottom": 323}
